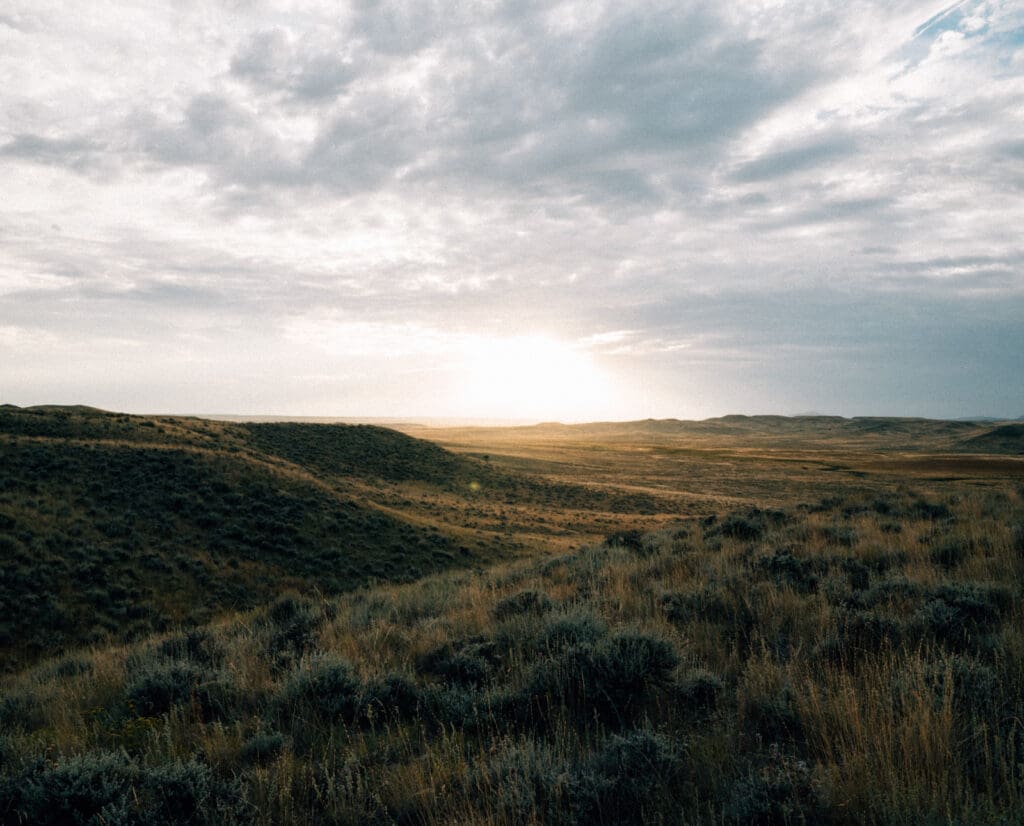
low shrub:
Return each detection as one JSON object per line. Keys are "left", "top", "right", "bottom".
{"left": 536, "top": 612, "right": 608, "bottom": 652}
{"left": 263, "top": 595, "right": 329, "bottom": 665}
{"left": 818, "top": 525, "right": 858, "bottom": 548}
{"left": 726, "top": 747, "right": 827, "bottom": 826}
{"left": 157, "top": 629, "right": 224, "bottom": 667}
{"left": 756, "top": 550, "right": 825, "bottom": 593}
{"left": 841, "top": 558, "right": 870, "bottom": 592}
{"left": 361, "top": 673, "right": 423, "bottom": 722}
{"left": 1012, "top": 523, "right": 1024, "bottom": 554}
{"left": 572, "top": 730, "right": 686, "bottom": 825}
{"left": 927, "top": 657, "right": 999, "bottom": 716}
{"left": 417, "top": 636, "right": 500, "bottom": 687}
{"left": 125, "top": 662, "right": 237, "bottom": 721}
{"left": 741, "top": 686, "right": 804, "bottom": 749}
{"left": 466, "top": 737, "right": 570, "bottom": 824}
{"left": 712, "top": 509, "right": 770, "bottom": 544}
{"left": 0, "top": 751, "right": 251, "bottom": 825}
{"left": 240, "top": 731, "right": 285, "bottom": 766}
{"left": 275, "top": 655, "right": 361, "bottom": 725}
{"left": 816, "top": 609, "right": 904, "bottom": 665}
{"left": 929, "top": 538, "right": 971, "bottom": 571}
{"left": 604, "top": 529, "right": 646, "bottom": 553}
{"left": 494, "top": 589, "right": 554, "bottom": 620}
{"left": 522, "top": 632, "right": 679, "bottom": 728}
{"left": 671, "top": 669, "right": 724, "bottom": 714}
{"left": 912, "top": 500, "right": 953, "bottom": 521}
{"left": 660, "top": 588, "right": 731, "bottom": 625}
{"left": 915, "top": 583, "right": 1013, "bottom": 651}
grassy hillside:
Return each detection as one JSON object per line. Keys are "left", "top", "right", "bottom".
{"left": 0, "top": 407, "right": 689, "bottom": 671}
{"left": 960, "top": 423, "right": 1024, "bottom": 454}
{"left": 1, "top": 486, "right": 1021, "bottom": 824}
{"left": 0, "top": 409, "right": 484, "bottom": 671}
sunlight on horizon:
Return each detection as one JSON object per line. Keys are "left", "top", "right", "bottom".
{"left": 460, "top": 334, "right": 615, "bottom": 422}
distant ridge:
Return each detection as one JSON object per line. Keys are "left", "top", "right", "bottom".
{"left": 429, "top": 414, "right": 1024, "bottom": 454}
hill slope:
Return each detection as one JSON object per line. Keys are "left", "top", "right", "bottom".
{"left": 1, "top": 485, "right": 1021, "bottom": 824}
{"left": 0, "top": 407, "right": 492, "bottom": 670}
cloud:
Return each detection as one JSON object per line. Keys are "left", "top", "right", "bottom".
{"left": 730, "top": 135, "right": 859, "bottom": 182}
{"left": 230, "top": 28, "right": 356, "bottom": 102}
{"left": 0, "top": 133, "right": 112, "bottom": 175}
{"left": 1, "top": 0, "right": 1023, "bottom": 417}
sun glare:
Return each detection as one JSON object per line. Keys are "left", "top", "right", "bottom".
{"left": 461, "top": 335, "right": 612, "bottom": 422}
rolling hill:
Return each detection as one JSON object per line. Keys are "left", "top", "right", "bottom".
{"left": 0, "top": 407, "right": 505, "bottom": 670}
{"left": 0, "top": 406, "right": 683, "bottom": 671}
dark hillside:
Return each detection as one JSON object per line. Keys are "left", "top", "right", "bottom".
{"left": 0, "top": 412, "right": 478, "bottom": 671}
{"left": 0, "top": 406, "right": 678, "bottom": 672}
{"left": 244, "top": 422, "right": 468, "bottom": 484}
{"left": 958, "top": 423, "right": 1024, "bottom": 454}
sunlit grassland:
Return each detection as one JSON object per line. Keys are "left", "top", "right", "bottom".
{"left": 2, "top": 480, "right": 1022, "bottom": 824}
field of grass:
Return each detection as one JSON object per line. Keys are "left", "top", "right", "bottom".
{"left": 2, "top": 407, "right": 1023, "bottom": 824}
{"left": 0, "top": 407, "right": 693, "bottom": 671}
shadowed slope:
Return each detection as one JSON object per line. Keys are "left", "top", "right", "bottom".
{"left": 0, "top": 408, "right": 484, "bottom": 670}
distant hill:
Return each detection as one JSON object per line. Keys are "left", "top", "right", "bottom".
{"left": 958, "top": 423, "right": 1024, "bottom": 455}
{"left": 494, "top": 414, "right": 1019, "bottom": 453}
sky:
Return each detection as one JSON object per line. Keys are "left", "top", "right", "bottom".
{"left": 1, "top": 0, "right": 1023, "bottom": 422}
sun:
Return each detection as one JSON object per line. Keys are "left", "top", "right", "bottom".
{"left": 460, "top": 334, "right": 611, "bottom": 422}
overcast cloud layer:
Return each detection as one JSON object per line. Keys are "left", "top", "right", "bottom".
{"left": 2, "top": 1, "right": 1022, "bottom": 420}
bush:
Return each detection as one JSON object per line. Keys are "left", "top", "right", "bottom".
{"left": 741, "top": 687, "right": 804, "bottom": 749}
{"left": 604, "top": 529, "right": 646, "bottom": 553}
{"left": 466, "top": 738, "right": 570, "bottom": 824}
{"left": 841, "top": 559, "right": 870, "bottom": 592}
{"left": 240, "top": 731, "right": 285, "bottom": 766}
{"left": 926, "top": 657, "right": 999, "bottom": 716}
{"left": 756, "top": 550, "right": 825, "bottom": 593}
{"left": 714, "top": 509, "right": 779, "bottom": 541}
{"left": 361, "top": 673, "right": 423, "bottom": 722}
{"left": 915, "top": 583, "right": 1013, "bottom": 651}
{"left": 671, "top": 669, "right": 724, "bottom": 713}
{"left": 264, "top": 595, "right": 328, "bottom": 665}
{"left": 157, "top": 629, "right": 223, "bottom": 667}
{"left": 522, "top": 632, "right": 679, "bottom": 728}
{"left": 536, "top": 612, "right": 608, "bottom": 652}
{"left": 717, "top": 515, "right": 763, "bottom": 541}
{"left": 276, "top": 656, "right": 361, "bottom": 725}
{"left": 660, "top": 588, "right": 730, "bottom": 625}
{"left": 417, "top": 636, "right": 500, "bottom": 687}
{"left": 572, "top": 730, "right": 685, "bottom": 824}
{"left": 857, "top": 547, "right": 907, "bottom": 575}
{"left": 727, "top": 748, "right": 827, "bottom": 825}
{"left": 816, "top": 609, "right": 904, "bottom": 665}
{"left": 494, "top": 590, "right": 554, "bottom": 620}
{"left": 661, "top": 584, "right": 756, "bottom": 650}
{"left": 929, "top": 538, "right": 971, "bottom": 570}
{"left": 912, "top": 500, "right": 952, "bottom": 521}
{"left": 818, "top": 525, "right": 858, "bottom": 548}
{"left": 125, "top": 662, "right": 236, "bottom": 721}
{"left": 0, "top": 751, "right": 251, "bottom": 825}
{"left": 0, "top": 692, "right": 46, "bottom": 734}
{"left": 1012, "top": 523, "right": 1024, "bottom": 554}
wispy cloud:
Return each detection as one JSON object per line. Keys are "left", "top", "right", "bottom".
{"left": 1, "top": 0, "right": 1022, "bottom": 418}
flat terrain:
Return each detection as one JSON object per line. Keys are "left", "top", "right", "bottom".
{"left": 398, "top": 415, "right": 1024, "bottom": 515}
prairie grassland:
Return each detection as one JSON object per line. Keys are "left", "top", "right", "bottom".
{"left": 2, "top": 478, "right": 1022, "bottom": 824}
